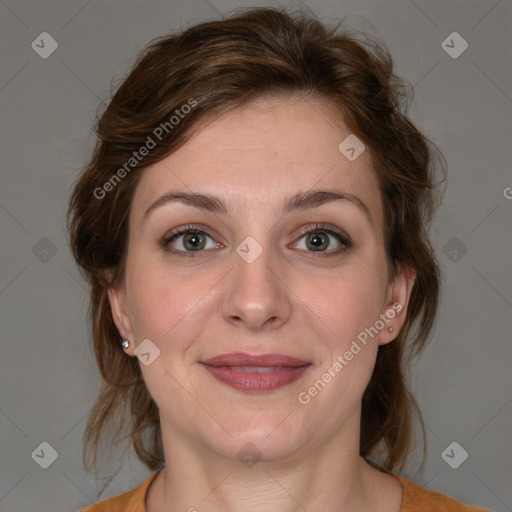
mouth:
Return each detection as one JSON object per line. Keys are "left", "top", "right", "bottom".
{"left": 199, "top": 352, "right": 312, "bottom": 393}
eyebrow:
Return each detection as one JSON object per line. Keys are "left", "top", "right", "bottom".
{"left": 143, "top": 189, "right": 372, "bottom": 223}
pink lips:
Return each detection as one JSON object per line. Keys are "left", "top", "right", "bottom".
{"left": 200, "top": 352, "right": 312, "bottom": 393}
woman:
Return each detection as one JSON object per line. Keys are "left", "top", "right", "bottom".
{"left": 67, "top": 7, "right": 491, "bottom": 512}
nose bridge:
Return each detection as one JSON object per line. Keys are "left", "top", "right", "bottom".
{"left": 221, "top": 232, "right": 290, "bottom": 330}
{"left": 235, "top": 234, "right": 275, "bottom": 288}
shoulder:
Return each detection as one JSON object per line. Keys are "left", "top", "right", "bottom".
{"left": 80, "top": 469, "right": 162, "bottom": 512}
{"left": 393, "top": 473, "right": 492, "bottom": 512}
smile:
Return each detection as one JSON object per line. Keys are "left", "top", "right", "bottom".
{"left": 199, "top": 352, "right": 312, "bottom": 392}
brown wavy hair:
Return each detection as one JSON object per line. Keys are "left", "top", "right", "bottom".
{"left": 66, "top": 5, "right": 446, "bottom": 494}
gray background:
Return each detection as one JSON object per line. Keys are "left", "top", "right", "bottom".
{"left": 0, "top": 0, "right": 510, "bottom": 511}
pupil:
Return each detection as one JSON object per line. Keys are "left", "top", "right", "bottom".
{"left": 309, "top": 233, "right": 327, "bottom": 250}
{"left": 185, "top": 232, "right": 204, "bottom": 250}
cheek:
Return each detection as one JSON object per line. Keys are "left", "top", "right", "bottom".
{"left": 126, "top": 260, "right": 212, "bottom": 347}
{"left": 302, "top": 266, "right": 386, "bottom": 405}
{"left": 301, "top": 262, "right": 387, "bottom": 340}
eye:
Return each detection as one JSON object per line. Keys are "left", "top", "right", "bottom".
{"left": 161, "top": 223, "right": 351, "bottom": 256}
{"left": 292, "top": 223, "right": 352, "bottom": 255}
{"left": 162, "top": 225, "right": 221, "bottom": 253}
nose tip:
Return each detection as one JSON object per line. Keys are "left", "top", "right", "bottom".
{"left": 221, "top": 247, "right": 291, "bottom": 332}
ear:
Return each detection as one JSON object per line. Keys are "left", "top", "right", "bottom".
{"left": 103, "top": 269, "right": 135, "bottom": 356}
{"left": 377, "top": 261, "right": 416, "bottom": 346}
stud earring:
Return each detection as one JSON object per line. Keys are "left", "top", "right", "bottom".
{"left": 388, "top": 327, "right": 394, "bottom": 333}
{"left": 121, "top": 337, "right": 130, "bottom": 349}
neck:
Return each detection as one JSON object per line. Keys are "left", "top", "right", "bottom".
{"left": 149, "top": 417, "right": 397, "bottom": 512}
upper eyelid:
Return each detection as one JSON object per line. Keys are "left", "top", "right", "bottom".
{"left": 163, "top": 224, "right": 222, "bottom": 243}
{"left": 164, "top": 223, "right": 348, "bottom": 237}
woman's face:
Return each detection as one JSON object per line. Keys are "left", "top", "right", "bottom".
{"left": 108, "top": 95, "right": 415, "bottom": 463}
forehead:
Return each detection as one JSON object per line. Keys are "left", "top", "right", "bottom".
{"left": 131, "top": 95, "right": 383, "bottom": 226}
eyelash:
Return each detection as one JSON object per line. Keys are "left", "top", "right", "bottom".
{"left": 162, "top": 223, "right": 352, "bottom": 257}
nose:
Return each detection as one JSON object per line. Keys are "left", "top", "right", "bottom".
{"left": 220, "top": 239, "right": 292, "bottom": 332}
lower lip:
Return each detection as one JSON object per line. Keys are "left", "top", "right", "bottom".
{"left": 201, "top": 364, "right": 311, "bottom": 392}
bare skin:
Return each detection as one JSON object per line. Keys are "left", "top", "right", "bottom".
{"left": 145, "top": 458, "right": 404, "bottom": 511}
{"left": 108, "top": 94, "right": 415, "bottom": 512}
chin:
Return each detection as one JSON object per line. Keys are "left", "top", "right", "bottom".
{"left": 201, "top": 414, "right": 307, "bottom": 465}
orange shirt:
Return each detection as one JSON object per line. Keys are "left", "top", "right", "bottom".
{"left": 81, "top": 467, "right": 491, "bottom": 512}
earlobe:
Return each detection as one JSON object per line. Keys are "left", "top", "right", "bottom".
{"left": 378, "top": 261, "right": 416, "bottom": 346}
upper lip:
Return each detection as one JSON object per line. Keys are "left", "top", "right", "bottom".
{"left": 200, "top": 352, "right": 311, "bottom": 367}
